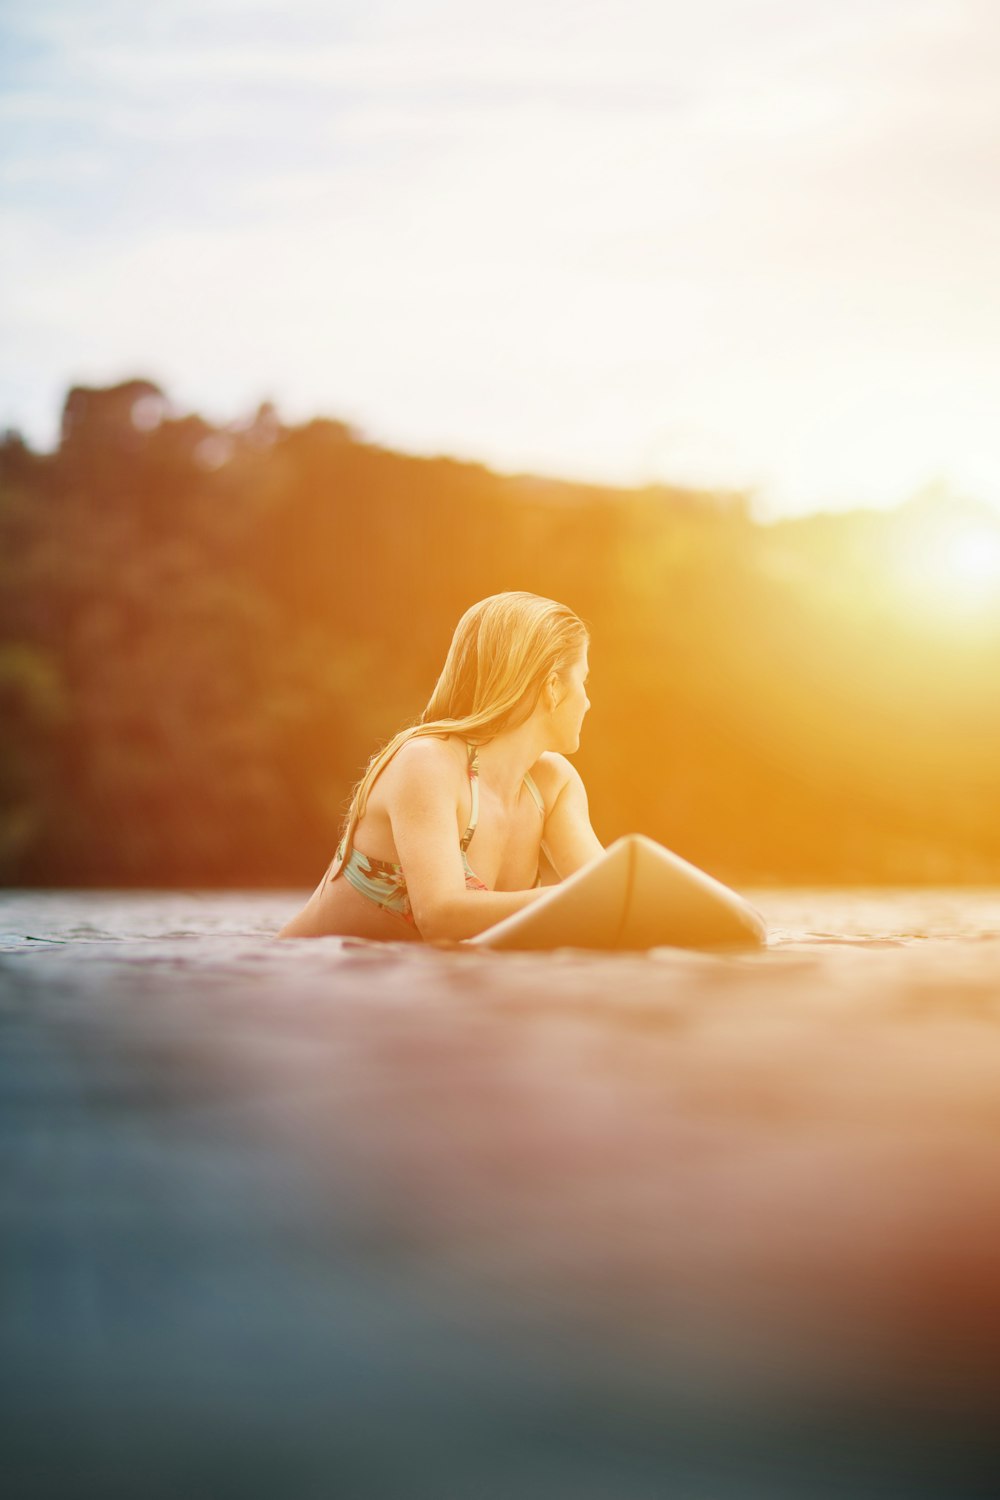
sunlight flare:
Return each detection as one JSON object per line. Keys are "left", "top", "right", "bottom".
{"left": 887, "top": 504, "right": 1000, "bottom": 617}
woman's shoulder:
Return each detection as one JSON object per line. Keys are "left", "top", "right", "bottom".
{"left": 529, "top": 752, "right": 583, "bottom": 803}
{"left": 381, "top": 733, "right": 467, "bottom": 787}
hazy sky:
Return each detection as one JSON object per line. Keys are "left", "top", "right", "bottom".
{"left": 3, "top": 0, "right": 1000, "bottom": 517}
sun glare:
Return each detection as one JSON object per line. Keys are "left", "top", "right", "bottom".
{"left": 887, "top": 507, "right": 1000, "bottom": 619}
{"left": 947, "top": 527, "right": 1000, "bottom": 586}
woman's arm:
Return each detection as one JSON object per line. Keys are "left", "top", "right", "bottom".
{"left": 384, "top": 740, "right": 547, "bottom": 941}
{"left": 536, "top": 755, "right": 604, "bottom": 878}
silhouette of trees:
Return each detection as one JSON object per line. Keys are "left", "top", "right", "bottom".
{"left": 2, "top": 379, "right": 998, "bottom": 886}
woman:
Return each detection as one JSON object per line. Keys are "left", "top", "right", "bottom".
{"left": 279, "top": 592, "right": 602, "bottom": 941}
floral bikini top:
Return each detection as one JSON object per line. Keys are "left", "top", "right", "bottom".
{"left": 336, "top": 742, "right": 545, "bottom": 928}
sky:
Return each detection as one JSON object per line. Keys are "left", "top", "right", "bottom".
{"left": 3, "top": 0, "right": 1000, "bottom": 519}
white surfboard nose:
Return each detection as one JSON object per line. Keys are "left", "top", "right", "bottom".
{"left": 472, "top": 833, "right": 767, "bottom": 952}
{"left": 612, "top": 834, "right": 767, "bottom": 951}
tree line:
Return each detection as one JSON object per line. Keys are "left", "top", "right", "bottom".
{"left": 2, "top": 377, "right": 998, "bottom": 887}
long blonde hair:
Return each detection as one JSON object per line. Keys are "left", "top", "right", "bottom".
{"left": 324, "top": 592, "right": 588, "bottom": 886}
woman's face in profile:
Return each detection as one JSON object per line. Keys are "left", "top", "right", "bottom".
{"left": 554, "top": 647, "right": 591, "bottom": 752}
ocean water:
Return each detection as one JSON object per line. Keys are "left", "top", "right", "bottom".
{"left": 2, "top": 888, "right": 1000, "bottom": 1499}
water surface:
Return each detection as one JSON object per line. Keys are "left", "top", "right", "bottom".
{"left": 3, "top": 888, "right": 999, "bottom": 1499}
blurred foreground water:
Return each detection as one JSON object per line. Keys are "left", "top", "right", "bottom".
{"left": 2, "top": 888, "right": 1000, "bottom": 1499}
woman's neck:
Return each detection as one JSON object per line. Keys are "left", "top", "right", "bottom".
{"left": 467, "top": 718, "right": 547, "bottom": 805}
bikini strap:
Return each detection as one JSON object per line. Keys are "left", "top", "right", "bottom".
{"left": 460, "top": 742, "right": 479, "bottom": 852}
{"left": 522, "top": 772, "right": 545, "bottom": 819}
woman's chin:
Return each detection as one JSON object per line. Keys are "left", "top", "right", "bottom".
{"left": 548, "top": 726, "right": 582, "bottom": 755}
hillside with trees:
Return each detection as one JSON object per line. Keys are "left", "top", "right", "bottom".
{"left": 3, "top": 379, "right": 999, "bottom": 887}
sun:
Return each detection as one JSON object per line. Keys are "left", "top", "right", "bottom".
{"left": 885, "top": 500, "right": 1000, "bottom": 619}
{"left": 946, "top": 527, "right": 1000, "bottom": 587}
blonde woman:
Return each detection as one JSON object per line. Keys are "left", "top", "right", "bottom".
{"left": 279, "top": 592, "right": 765, "bottom": 949}
{"left": 279, "top": 592, "right": 597, "bottom": 941}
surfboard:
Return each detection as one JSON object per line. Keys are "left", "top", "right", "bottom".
{"left": 469, "top": 834, "right": 767, "bottom": 952}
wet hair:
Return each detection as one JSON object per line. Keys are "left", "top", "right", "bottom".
{"left": 324, "top": 592, "right": 588, "bottom": 888}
